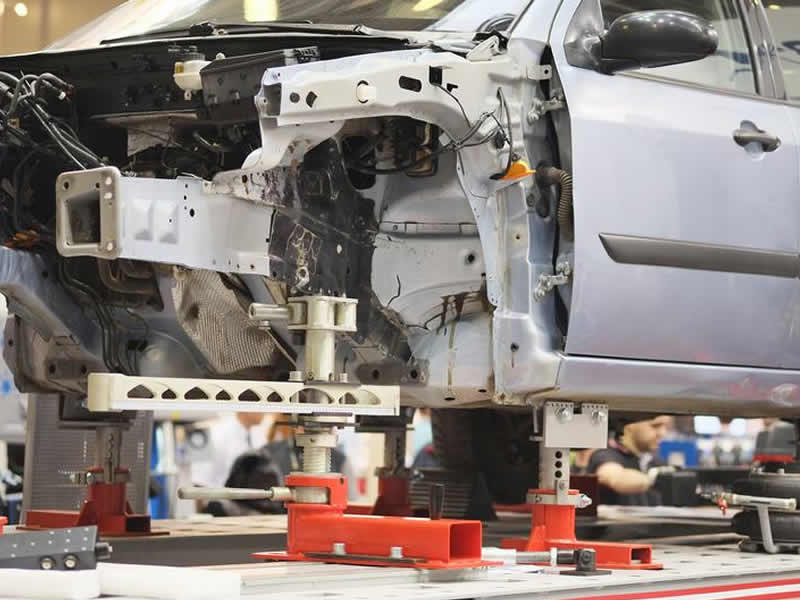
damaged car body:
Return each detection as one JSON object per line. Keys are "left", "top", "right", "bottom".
{"left": 2, "top": 0, "right": 800, "bottom": 501}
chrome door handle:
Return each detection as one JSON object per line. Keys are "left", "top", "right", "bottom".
{"left": 733, "top": 128, "right": 781, "bottom": 152}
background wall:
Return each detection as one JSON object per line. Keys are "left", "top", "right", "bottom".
{"left": 0, "top": 0, "right": 124, "bottom": 55}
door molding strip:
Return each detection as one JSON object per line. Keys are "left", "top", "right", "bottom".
{"left": 599, "top": 233, "right": 799, "bottom": 278}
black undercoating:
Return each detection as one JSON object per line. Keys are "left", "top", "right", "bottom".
{"left": 267, "top": 140, "right": 410, "bottom": 361}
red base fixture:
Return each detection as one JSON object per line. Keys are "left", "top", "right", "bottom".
{"left": 501, "top": 489, "right": 661, "bottom": 570}
{"left": 24, "top": 468, "right": 165, "bottom": 537}
{"left": 255, "top": 474, "right": 494, "bottom": 570}
{"left": 0, "top": 516, "right": 6, "bottom": 534}
{"left": 754, "top": 454, "right": 795, "bottom": 464}
{"left": 371, "top": 474, "right": 415, "bottom": 517}
{"left": 348, "top": 472, "right": 423, "bottom": 517}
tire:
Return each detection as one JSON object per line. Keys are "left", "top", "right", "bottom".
{"left": 432, "top": 408, "right": 539, "bottom": 505}
{"left": 732, "top": 472, "right": 800, "bottom": 506}
{"left": 732, "top": 509, "right": 800, "bottom": 544}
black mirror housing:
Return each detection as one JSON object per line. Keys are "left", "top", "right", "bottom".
{"left": 599, "top": 10, "right": 719, "bottom": 74}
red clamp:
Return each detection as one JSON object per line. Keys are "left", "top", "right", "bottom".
{"left": 255, "top": 474, "right": 495, "bottom": 570}
{"left": 502, "top": 489, "right": 662, "bottom": 570}
{"left": 24, "top": 468, "right": 165, "bottom": 537}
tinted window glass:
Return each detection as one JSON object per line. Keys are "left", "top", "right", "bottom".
{"left": 762, "top": 1, "right": 800, "bottom": 101}
{"left": 600, "top": 0, "right": 756, "bottom": 93}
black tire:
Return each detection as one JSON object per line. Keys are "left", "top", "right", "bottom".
{"left": 432, "top": 408, "right": 539, "bottom": 505}
{"left": 732, "top": 472, "right": 800, "bottom": 506}
{"left": 732, "top": 509, "right": 800, "bottom": 544}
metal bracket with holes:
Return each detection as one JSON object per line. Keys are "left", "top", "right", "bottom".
{"left": 0, "top": 526, "right": 110, "bottom": 570}
{"left": 56, "top": 166, "right": 273, "bottom": 276}
{"left": 527, "top": 65, "right": 553, "bottom": 81}
{"left": 87, "top": 373, "right": 399, "bottom": 417}
{"left": 543, "top": 401, "right": 608, "bottom": 449}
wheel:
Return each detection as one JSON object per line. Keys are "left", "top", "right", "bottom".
{"left": 732, "top": 509, "right": 800, "bottom": 544}
{"left": 732, "top": 472, "right": 800, "bottom": 505}
{"left": 432, "top": 408, "right": 539, "bottom": 505}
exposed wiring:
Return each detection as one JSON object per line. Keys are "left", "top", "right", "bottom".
{"left": 490, "top": 87, "right": 515, "bottom": 180}
{"left": 433, "top": 83, "right": 471, "bottom": 126}
{"left": 347, "top": 85, "right": 512, "bottom": 177}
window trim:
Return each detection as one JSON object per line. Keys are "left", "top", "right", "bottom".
{"left": 618, "top": 69, "right": 793, "bottom": 107}
{"left": 753, "top": 0, "right": 800, "bottom": 104}
{"left": 734, "top": 0, "right": 770, "bottom": 96}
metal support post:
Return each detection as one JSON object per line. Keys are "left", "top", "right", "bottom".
{"left": 503, "top": 401, "right": 660, "bottom": 570}
{"left": 24, "top": 424, "right": 160, "bottom": 537}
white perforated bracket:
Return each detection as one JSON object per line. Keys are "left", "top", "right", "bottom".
{"left": 87, "top": 373, "right": 399, "bottom": 416}
{"left": 56, "top": 167, "right": 274, "bottom": 276}
{"left": 543, "top": 401, "right": 608, "bottom": 449}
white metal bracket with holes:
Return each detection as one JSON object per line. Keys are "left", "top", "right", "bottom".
{"left": 543, "top": 401, "right": 608, "bottom": 449}
{"left": 87, "top": 373, "right": 399, "bottom": 416}
{"left": 56, "top": 166, "right": 274, "bottom": 276}
{"left": 527, "top": 65, "right": 553, "bottom": 81}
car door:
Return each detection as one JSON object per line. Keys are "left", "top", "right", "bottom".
{"left": 550, "top": 0, "right": 800, "bottom": 369}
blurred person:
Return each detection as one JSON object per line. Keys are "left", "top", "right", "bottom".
{"left": 411, "top": 408, "right": 438, "bottom": 468}
{"left": 587, "top": 416, "right": 673, "bottom": 506}
{"left": 192, "top": 412, "right": 274, "bottom": 488}
{"left": 571, "top": 449, "right": 595, "bottom": 474}
{"left": 206, "top": 427, "right": 347, "bottom": 516}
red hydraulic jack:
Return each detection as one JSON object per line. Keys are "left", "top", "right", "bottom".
{"left": 24, "top": 426, "right": 163, "bottom": 537}
{"left": 254, "top": 473, "right": 493, "bottom": 569}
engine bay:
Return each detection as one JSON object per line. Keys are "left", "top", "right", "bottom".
{"left": 0, "top": 30, "right": 565, "bottom": 407}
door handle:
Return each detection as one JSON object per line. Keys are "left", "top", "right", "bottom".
{"left": 733, "top": 128, "right": 781, "bottom": 152}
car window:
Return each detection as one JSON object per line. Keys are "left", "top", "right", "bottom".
{"left": 600, "top": 0, "right": 756, "bottom": 94}
{"left": 762, "top": 1, "right": 800, "bottom": 101}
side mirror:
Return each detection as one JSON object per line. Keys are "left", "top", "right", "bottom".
{"left": 598, "top": 10, "right": 719, "bottom": 74}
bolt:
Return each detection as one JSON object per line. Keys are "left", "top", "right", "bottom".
{"left": 332, "top": 542, "right": 346, "bottom": 556}
{"left": 390, "top": 546, "right": 403, "bottom": 559}
{"left": 591, "top": 409, "right": 607, "bottom": 424}
{"left": 85, "top": 472, "right": 96, "bottom": 485}
{"left": 556, "top": 407, "right": 573, "bottom": 423}
{"left": 40, "top": 557, "right": 55, "bottom": 570}
{"left": 64, "top": 554, "right": 79, "bottom": 570}
{"left": 558, "top": 481, "right": 567, "bottom": 490}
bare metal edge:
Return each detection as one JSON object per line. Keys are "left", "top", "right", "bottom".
{"left": 599, "top": 233, "right": 799, "bottom": 278}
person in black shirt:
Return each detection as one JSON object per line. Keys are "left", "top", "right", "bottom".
{"left": 587, "top": 416, "right": 673, "bottom": 506}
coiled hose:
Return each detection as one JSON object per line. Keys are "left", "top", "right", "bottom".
{"left": 536, "top": 166, "right": 574, "bottom": 242}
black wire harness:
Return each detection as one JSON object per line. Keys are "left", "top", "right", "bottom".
{"left": 346, "top": 84, "right": 514, "bottom": 177}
